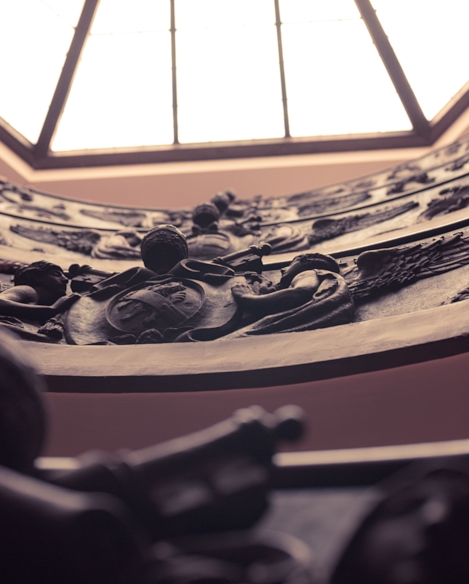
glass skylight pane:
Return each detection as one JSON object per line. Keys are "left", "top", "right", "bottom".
{"left": 52, "top": 32, "right": 173, "bottom": 151}
{"left": 282, "top": 19, "right": 412, "bottom": 136}
{"left": 372, "top": 0, "right": 469, "bottom": 120}
{"left": 279, "top": 0, "right": 360, "bottom": 23}
{"left": 91, "top": 0, "right": 170, "bottom": 33}
{"left": 177, "top": 25, "right": 284, "bottom": 143}
{"left": 175, "top": 0, "right": 275, "bottom": 29}
{"left": 0, "top": 0, "right": 78, "bottom": 143}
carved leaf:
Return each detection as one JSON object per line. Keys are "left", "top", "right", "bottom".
{"left": 11, "top": 224, "right": 101, "bottom": 255}
{"left": 347, "top": 233, "right": 469, "bottom": 302}
{"left": 80, "top": 208, "right": 150, "bottom": 227}
{"left": 309, "top": 201, "right": 418, "bottom": 245}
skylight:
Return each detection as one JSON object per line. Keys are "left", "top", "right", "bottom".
{"left": 0, "top": 0, "right": 468, "bottom": 167}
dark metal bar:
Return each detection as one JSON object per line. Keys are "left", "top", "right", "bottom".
{"left": 274, "top": 0, "right": 290, "bottom": 138}
{"left": 35, "top": 0, "right": 100, "bottom": 156}
{"left": 354, "top": 0, "right": 430, "bottom": 138}
{"left": 170, "top": 0, "right": 179, "bottom": 144}
{"left": 430, "top": 81, "right": 469, "bottom": 142}
{"left": 0, "top": 123, "right": 37, "bottom": 168}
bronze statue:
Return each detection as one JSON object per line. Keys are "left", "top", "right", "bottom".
{"left": 68, "top": 225, "right": 191, "bottom": 301}
{"left": 0, "top": 329, "right": 310, "bottom": 584}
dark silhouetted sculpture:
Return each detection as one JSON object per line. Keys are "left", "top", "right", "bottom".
{"left": 0, "top": 329, "right": 310, "bottom": 583}
{"left": 331, "top": 459, "right": 469, "bottom": 584}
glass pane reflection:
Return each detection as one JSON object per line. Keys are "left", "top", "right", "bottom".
{"left": 52, "top": 32, "right": 173, "bottom": 151}
{"left": 279, "top": 0, "right": 360, "bottom": 23}
{"left": 0, "top": 0, "right": 79, "bottom": 143}
{"left": 176, "top": 19, "right": 284, "bottom": 143}
{"left": 91, "top": 0, "right": 170, "bottom": 34}
{"left": 372, "top": 0, "right": 469, "bottom": 119}
{"left": 175, "top": 0, "right": 275, "bottom": 29}
{"left": 282, "top": 19, "right": 412, "bottom": 136}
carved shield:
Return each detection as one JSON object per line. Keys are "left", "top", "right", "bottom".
{"left": 106, "top": 280, "right": 204, "bottom": 334}
{"left": 65, "top": 276, "right": 242, "bottom": 345}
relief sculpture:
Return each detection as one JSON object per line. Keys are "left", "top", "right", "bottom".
{"left": 4, "top": 220, "right": 469, "bottom": 345}
{"left": 10, "top": 224, "right": 142, "bottom": 260}
{"left": 345, "top": 233, "right": 469, "bottom": 303}
{"left": 228, "top": 254, "right": 354, "bottom": 337}
{"left": 4, "top": 138, "right": 469, "bottom": 266}
{"left": 418, "top": 185, "right": 469, "bottom": 222}
{"left": 308, "top": 201, "right": 418, "bottom": 245}
{"left": 2, "top": 135, "right": 469, "bottom": 345}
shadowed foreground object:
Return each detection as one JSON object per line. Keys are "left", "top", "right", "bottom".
{"left": 0, "top": 329, "right": 311, "bottom": 584}
{"left": 2, "top": 323, "right": 469, "bottom": 582}
{"left": 331, "top": 458, "right": 469, "bottom": 584}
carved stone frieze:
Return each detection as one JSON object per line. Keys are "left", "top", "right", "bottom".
{"left": 308, "top": 201, "right": 419, "bottom": 245}
{"left": 1, "top": 132, "right": 469, "bottom": 267}
{"left": 345, "top": 232, "right": 469, "bottom": 302}
{"left": 80, "top": 207, "right": 185, "bottom": 229}
{"left": 386, "top": 172, "right": 434, "bottom": 195}
{"left": 4, "top": 220, "right": 469, "bottom": 345}
{"left": 2, "top": 134, "right": 469, "bottom": 346}
{"left": 418, "top": 185, "right": 469, "bottom": 222}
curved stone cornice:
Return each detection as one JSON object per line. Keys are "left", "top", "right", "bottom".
{"left": 1, "top": 133, "right": 469, "bottom": 390}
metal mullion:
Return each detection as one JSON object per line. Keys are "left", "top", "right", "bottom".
{"left": 274, "top": 0, "right": 290, "bottom": 138}
{"left": 35, "top": 0, "right": 101, "bottom": 156}
{"left": 354, "top": 0, "right": 430, "bottom": 139}
{"left": 170, "top": 0, "right": 179, "bottom": 144}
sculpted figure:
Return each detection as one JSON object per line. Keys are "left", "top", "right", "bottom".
{"left": 0, "top": 260, "right": 78, "bottom": 323}
{"left": 90, "top": 229, "right": 141, "bottom": 260}
{"left": 229, "top": 253, "right": 355, "bottom": 336}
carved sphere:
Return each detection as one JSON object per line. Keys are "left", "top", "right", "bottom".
{"left": 192, "top": 203, "right": 220, "bottom": 229}
{"left": 141, "top": 224, "right": 189, "bottom": 275}
{"left": 211, "top": 192, "right": 232, "bottom": 214}
{"left": 0, "top": 329, "right": 47, "bottom": 472}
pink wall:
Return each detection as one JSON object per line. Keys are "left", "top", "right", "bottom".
{"left": 43, "top": 351, "right": 469, "bottom": 457}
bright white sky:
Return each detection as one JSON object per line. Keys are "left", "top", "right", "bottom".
{"left": 0, "top": 0, "right": 467, "bottom": 151}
